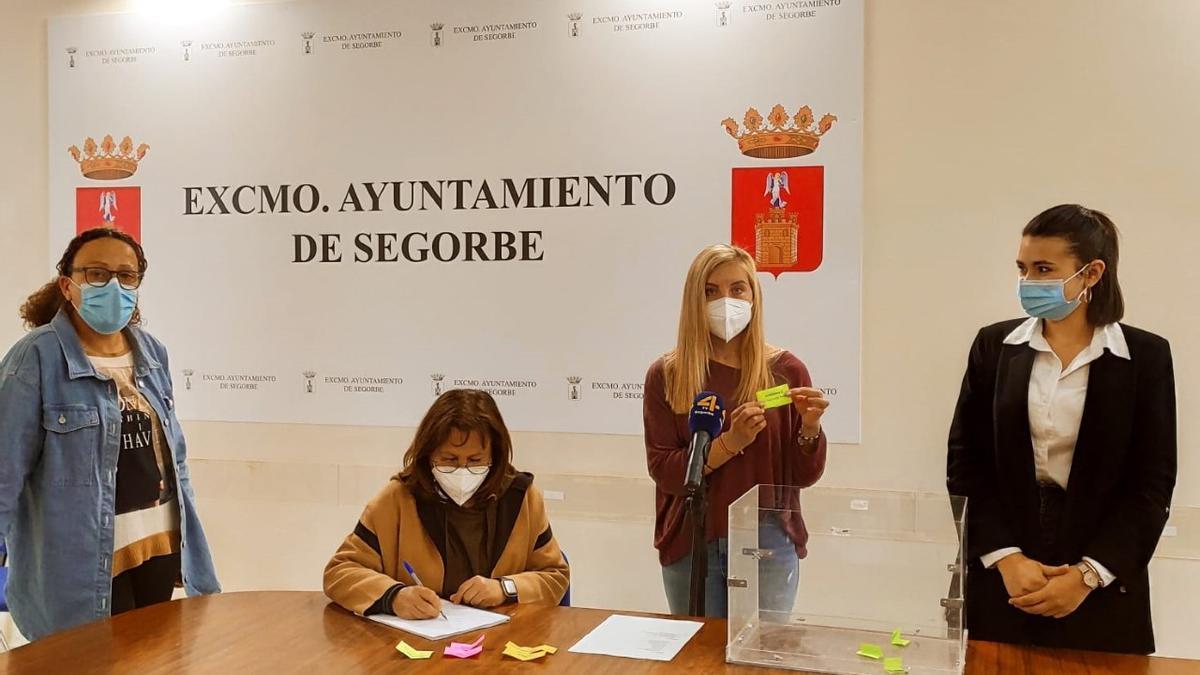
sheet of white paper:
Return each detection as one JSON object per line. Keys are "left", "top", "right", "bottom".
{"left": 366, "top": 603, "right": 510, "bottom": 641}
{"left": 568, "top": 614, "right": 704, "bottom": 662}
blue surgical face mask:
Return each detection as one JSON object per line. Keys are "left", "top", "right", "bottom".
{"left": 1017, "top": 264, "right": 1090, "bottom": 321}
{"left": 71, "top": 278, "right": 138, "bottom": 335}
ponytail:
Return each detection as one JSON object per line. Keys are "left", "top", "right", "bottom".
{"left": 19, "top": 279, "right": 68, "bottom": 329}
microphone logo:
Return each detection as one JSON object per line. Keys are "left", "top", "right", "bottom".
{"left": 694, "top": 394, "right": 720, "bottom": 413}
{"left": 688, "top": 391, "right": 725, "bottom": 438}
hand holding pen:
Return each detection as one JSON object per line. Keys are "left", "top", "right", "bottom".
{"left": 397, "top": 561, "right": 446, "bottom": 621}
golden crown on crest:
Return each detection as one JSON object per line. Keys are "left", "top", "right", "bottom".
{"left": 67, "top": 135, "right": 149, "bottom": 180}
{"left": 721, "top": 104, "right": 837, "bottom": 159}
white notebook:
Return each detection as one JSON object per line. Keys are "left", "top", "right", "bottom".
{"left": 366, "top": 603, "right": 511, "bottom": 640}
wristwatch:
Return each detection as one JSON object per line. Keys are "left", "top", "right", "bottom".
{"left": 1075, "top": 562, "right": 1100, "bottom": 590}
{"left": 500, "top": 576, "right": 518, "bottom": 602}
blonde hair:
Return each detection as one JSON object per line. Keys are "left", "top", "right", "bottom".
{"left": 662, "top": 244, "right": 779, "bottom": 413}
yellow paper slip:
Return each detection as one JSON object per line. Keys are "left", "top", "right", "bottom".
{"left": 755, "top": 384, "right": 792, "bottom": 409}
{"left": 891, "top": 629, "right": 911, "bottom": 647}
{"left": 505, "top": 641, "right": 557, "bottom": 653}
{"left": 396, "top": 641, "right": 433, "bottom": 659}
{"left": 503, "top": 648, "right": 543, "bottom": 662}
{"left": 855, "top": 643, "right": 883, "bottom": 660}
{"left": 884, "top": 656, "right": 907, "bottom": 673}
{"left": 503, "top": 641, "right": 557, "bottom": 661}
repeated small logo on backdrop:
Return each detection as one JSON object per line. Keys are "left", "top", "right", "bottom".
{"left": 721, "top": 104, "right": 836, "bottom": 276}
{"left": 715, "top": 2, "right": 732, "bottom": 27}
{"left": 180, "top": 370, "right": 278, "bottom": 391}
{"left": 567, "top": 13, "right": 583, "bottom": 37}
{"left": 567, "top": 376, "right": 583, "bottom": 401}
{"left": 67, "top": 134, "right": 147, "bottom": 241}
{"left": 430, "top": 23, "right": 444, "bottom": 47}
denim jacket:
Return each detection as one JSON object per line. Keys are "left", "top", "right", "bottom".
{"left": 0, "top": 310, "right": 220, "bottom": 641}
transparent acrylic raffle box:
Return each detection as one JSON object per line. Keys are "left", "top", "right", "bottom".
{"left": 726, "top": 485, "right": 966, "bottom": 674}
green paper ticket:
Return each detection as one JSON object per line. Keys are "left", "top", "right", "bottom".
{"left": 756, "top": 384, "right": 792, "bottom": 409}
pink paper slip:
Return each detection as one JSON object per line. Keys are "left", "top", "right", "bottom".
{"left": 444, "top": 634, "right": 486, "bottom": 659}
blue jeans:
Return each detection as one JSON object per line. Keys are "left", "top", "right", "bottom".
{"left": 661, "top": 519, "right": 799, "bottom": 618}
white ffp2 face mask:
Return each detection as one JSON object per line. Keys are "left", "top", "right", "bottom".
{"left": 707, "top": 297, "right": 752, "bottom": 341}
{"left": 432, "top": 467, "right": 489, "bottom": 506}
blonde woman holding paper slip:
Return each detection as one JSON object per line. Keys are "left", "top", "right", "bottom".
{"left": 643, "top": 244, "right": 830, "bottom": 617}
{"left": 324, "top": 389, "right": 569, "bottom": 619}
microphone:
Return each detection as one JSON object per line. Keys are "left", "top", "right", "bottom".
{"left": 684, "top": 391, "right": 725, "bottom": 493}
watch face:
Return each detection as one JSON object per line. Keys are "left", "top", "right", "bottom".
{"left": 502, "top": 578, "right": 517, "bottom": 596}
{"left": 1080, "top": 566, "right": 1098, "bottom": 588}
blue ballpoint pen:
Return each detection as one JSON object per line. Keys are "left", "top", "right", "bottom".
{"left": 403, "top": 560, "right": 447, "bottom": 621}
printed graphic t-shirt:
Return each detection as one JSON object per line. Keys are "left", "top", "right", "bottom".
{"left": 88, "top": 353, "right": 181, "bottom": 578}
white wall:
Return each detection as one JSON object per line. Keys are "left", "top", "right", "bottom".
{"left": 2, "top": 0, "right": 1197, "bottom": 658}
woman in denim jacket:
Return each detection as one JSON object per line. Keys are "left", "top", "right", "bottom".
{"left": 0, "top": 228, "right": 219, "bottom": 641}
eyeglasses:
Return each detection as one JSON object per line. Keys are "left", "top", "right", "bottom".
{"left": 432, "top": 463, "right": 491, "bottom": 475}
{"left": 74, "top": 267, "right": 143, "bottom": 290}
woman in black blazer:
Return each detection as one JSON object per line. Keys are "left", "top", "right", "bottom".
{"left": 947, "top": 204, "right": 1176, "bottom": 655}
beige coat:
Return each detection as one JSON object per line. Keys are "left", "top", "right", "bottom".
{"left": 324, "top": 472, "right": 569, "bottom": 613}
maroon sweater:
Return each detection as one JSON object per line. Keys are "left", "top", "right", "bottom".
{"left": 643, "top": 351, "right": 827, "bottom": 566}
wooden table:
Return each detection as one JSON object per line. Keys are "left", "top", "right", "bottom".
{"left": 0, "top": 592, "right": 1194, "bottom": 673}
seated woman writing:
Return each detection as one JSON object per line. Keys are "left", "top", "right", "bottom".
{"left": 324, "top": 389, "right": 569, "bottom": 618}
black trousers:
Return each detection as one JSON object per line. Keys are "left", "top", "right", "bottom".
{"left": 110, "top": 552, "right": 181, "bottom": 616}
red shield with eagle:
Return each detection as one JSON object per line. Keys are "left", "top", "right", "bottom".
{"left": 75, "top": 186, "right": 142, "bottom": 241}
{"left": 730, "top": 165, "right": 823, "bottom": 276}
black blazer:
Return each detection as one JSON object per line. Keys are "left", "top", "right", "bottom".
{"left": 947, "top": 319, "right": 1176, "bottom": 654}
